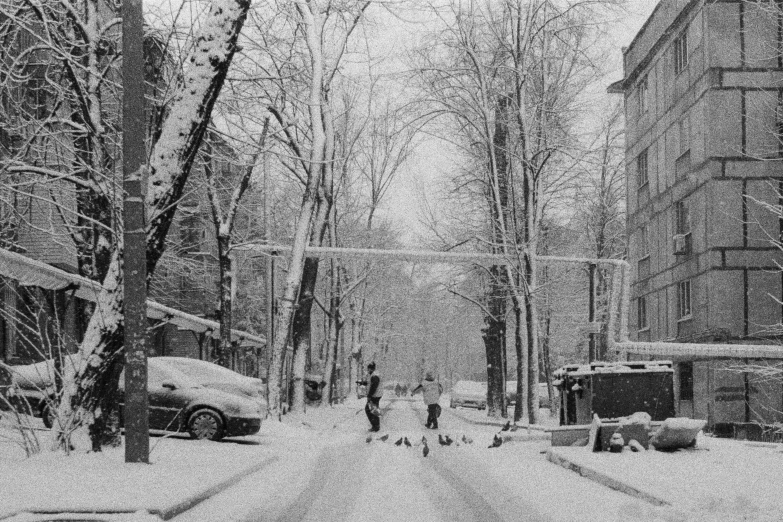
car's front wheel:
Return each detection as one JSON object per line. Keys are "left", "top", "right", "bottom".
{"left": 188, "top": 408, "right": 224, "bottom": 441}
{"left": 41, "top": 403, "right": 55, "bottom": 429}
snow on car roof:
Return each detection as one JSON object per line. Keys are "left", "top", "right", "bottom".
{"left": 452, "top": 380, "right": 487, "bottom": 393}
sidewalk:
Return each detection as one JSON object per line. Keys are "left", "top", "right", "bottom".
{"left": 0, "top": 436, "right": 277, "bottom": 521}
{"left": 547, "top": 436, "right": 783, "bottom": 520}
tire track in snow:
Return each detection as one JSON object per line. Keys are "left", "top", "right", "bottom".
{"left": 406, "top": 400, "right": 555, "bottom": 521}
{"left": 272, "top": 442, "right": 368, "bottom": 522}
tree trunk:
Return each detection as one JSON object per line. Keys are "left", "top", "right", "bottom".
{"left": 58, "top": 0, "right": 251, "bottom": 451}
{"left": 216, "top": 234, "right": 233, "bottom": 367}
{"left": 482, "top": 266, "right": 506, "bottom": 418}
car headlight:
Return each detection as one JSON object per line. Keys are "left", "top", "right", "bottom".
{"left": 223, "top": 399, "right": 260, "bottom": 417}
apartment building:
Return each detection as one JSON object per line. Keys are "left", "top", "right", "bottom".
{"left": 614, "top": 0, "right": 783, "bottom": 428}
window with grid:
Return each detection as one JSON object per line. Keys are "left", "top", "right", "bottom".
{"left": 674, "top": 30, "right": 688, "bottom": 74}
{"left": 638, "top": 225, "right": 651, "bottom": 278}
{"left": 637, "top": 296, "right": 648, "bottom": 330}
{"left": 678, "top": 279, "right": 692, "bottom": 319}
{"left": 675, "top": 200, "right": 691, "bottom": 234}
{"left": 638, "top": 75, "right": 648, "bottom": 114}
{"left": 637, "top": 149, "right": 649, "bottom": 188}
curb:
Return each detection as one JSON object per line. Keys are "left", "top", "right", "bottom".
{"left": 546, "top": 449, "right": 670, "bottom": 507}
{"left": 0, "top": 456, "right": 279, "bottom": 521}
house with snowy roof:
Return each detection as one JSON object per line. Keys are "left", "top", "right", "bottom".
{"left": 611, "top": 0, "right": 783, "bottom": 430}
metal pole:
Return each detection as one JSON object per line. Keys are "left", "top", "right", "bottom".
{"left": 123, "top": 0, "right": 149, "bottom": 463}
{"left": 588, "top": 263, "right": 596, "bottom": 363}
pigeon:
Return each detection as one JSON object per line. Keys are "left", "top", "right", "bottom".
{"left": 438, "top": 434, "right": 449, "bottom": 446}
{"left": 366, "top": 435, "right": 373, "bottom": 444}
{"left": 422, "top": 442, "right": 429, "bottom": 457}
{"left": 421, "top": 436, "right": 428, "bottom": 445}
{"left": 404, "top": 437, "right": 412, "bottom": 448}
{"left": 501, "top": 421, "right": 511, "bottom": 432}
{"left": 395, "top": 437, "right": 404, "bottom": 446}
{"left": 378, "top": 434, "right": 389, "bottom": 442}
{"left": 488, "top": 433, "right": 503, "bottom": 448}
{"left": 461, "top": 434, "right": 469, "bottom": 444}
{"left": 510, "top": 424, "right": 519, "bottom": 432}
{"left": 444, "top": 435, "right": 454, "bottom": 446}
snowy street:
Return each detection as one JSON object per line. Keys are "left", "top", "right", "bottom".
{"left": 170, "top": 398, "right": 657, "bottom": 522}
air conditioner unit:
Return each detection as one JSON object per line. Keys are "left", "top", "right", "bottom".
{"left": 673, "top": 233, "right": 689, "bottom": 255}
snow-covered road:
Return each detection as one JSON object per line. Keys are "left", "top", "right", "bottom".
{"left": 171, "top": 398, "right": 663, "bottom": 522}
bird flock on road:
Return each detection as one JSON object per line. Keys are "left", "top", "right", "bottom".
{"left": 364, "top": 420, "right": 519, "bottom": 457}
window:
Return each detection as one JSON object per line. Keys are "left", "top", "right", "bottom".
{"left": 638, "top": 296, "right": 648, "bottom": 330}
{"left": 674, "top": 30, "right": 688, "bottom": 74}
{"left": 640, "top": 225, "right": 650, "bottom": 258}
{"left": 679, "top": 116, "right": 690, "bottom": 156}
{"left": 637, "top": 149, "right": 649, "bottom": 188}
{"left": 679, "top": 362, "right": 694, "bottom": 401}
{"left": 638, "top": 75, "right": 649, "bottom": 114}
{"left": 678, "top": 279, "right": 692, "bottom": 319}
{"left": 675, "top": 201, "right": 688, "bottom": 234}
{"left": 23, "top": 76, "right": 48, "bottom": 120}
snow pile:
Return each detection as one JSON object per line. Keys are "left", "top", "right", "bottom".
{"left": 550, "top": 435, "right": 783, "bottom": 521}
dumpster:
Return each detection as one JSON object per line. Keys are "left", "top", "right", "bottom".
{"left": 554, "top": 361, "right": 675, "bottom": 426}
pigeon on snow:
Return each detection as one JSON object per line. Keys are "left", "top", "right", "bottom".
{"left": 404, "top": 437, "right": 412, "bottom": 448}
{"left": 444, "top": 435, "right": 454, "bottom": 446}
{"left": 378, "top": 434, "right": 389, "bottom": 442}
{"left": 422, "top": 442, "right": 430, "bottom": 457}
{"left": 366, "top": 435, "right": 373, "bottom": 444}
{"left": 488, "top": 433, "right": 503, "bottom": 448}
{"left": 501, "top": 421, "right": 511, "bottom": 432}
{"left": 395, "top": 437, "right": 404, "bottom": 446}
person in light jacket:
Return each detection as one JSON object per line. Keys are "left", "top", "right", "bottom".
{"left": 412, "top": 371, "right": 443, "bottom": 429}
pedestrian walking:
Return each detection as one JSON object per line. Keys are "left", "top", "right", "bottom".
{"left": 412, "top": 371, "right": 443, "bottom": 429}
{"left": 357, "top": 362, "right": 382, "bottom": 432}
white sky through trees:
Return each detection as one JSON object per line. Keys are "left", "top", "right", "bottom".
{"left": 375, "top": 1, "right": 658, "bottom": 244}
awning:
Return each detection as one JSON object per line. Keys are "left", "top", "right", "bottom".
{"left": 618, "top": 341, "right": 783, "bottom": 360}
{"left": 0, "top": 248, "right": 265, "bottom": 348}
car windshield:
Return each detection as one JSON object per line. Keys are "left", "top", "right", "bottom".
{"left": 155, "top": 357, "right": 247, "bottom": 385}
{"left": 148, "top": 361, "right": 202, "bottom": 389}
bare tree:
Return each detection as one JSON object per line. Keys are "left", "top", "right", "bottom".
{"left": 202, "top": 120, "right": 269, "bottom": 367}
{"left": 46, "top": 0, "right": 253, "bottom": 451}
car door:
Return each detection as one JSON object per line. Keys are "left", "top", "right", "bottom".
{"left": 118, "top": 365, "right": 189, "bottom": 431}
{"left": 146, "top": 364, "right": 189, "bottom": 431}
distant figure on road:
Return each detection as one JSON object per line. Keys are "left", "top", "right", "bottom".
{"left": 357, "top": 362, "right": 382, "bottom": 432}
{"left": 395, "top": 383, "right": 402, "bottom": 397}
{"left": 412, "top": 372, "right": 443, "bottom": 429}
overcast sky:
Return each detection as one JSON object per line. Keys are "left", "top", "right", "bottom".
{"left": 377, "top": 0, "right": 660, "bottom": 245}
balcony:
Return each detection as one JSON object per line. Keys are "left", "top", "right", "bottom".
{"left": 673, "top": 233, "right": 692, "bottom": 256}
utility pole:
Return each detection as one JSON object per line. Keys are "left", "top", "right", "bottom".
{"left": 588, "top": 263, "right": 597, "bottom": 363}
{"left": 123, "top": 0, "right": 149, "bottom": 463}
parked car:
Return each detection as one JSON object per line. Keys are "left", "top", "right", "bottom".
{"left": 449, "top": 380, "right": 487, "bottom": 410}
{"left": 153, "top": 357, "right": 268, "bottom": 417}
{"left": 1, "top": 358, "right": 262, "bottom": 441}
{"left": 504, "top": 381, "right": 557, "bottom": 408}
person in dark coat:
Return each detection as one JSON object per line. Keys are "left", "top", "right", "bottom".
{"left": 411, "top": 371, "right": 443, "bottom": 429}
{"left": 357, "top": 362, "right": 382, "bottom": 432}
